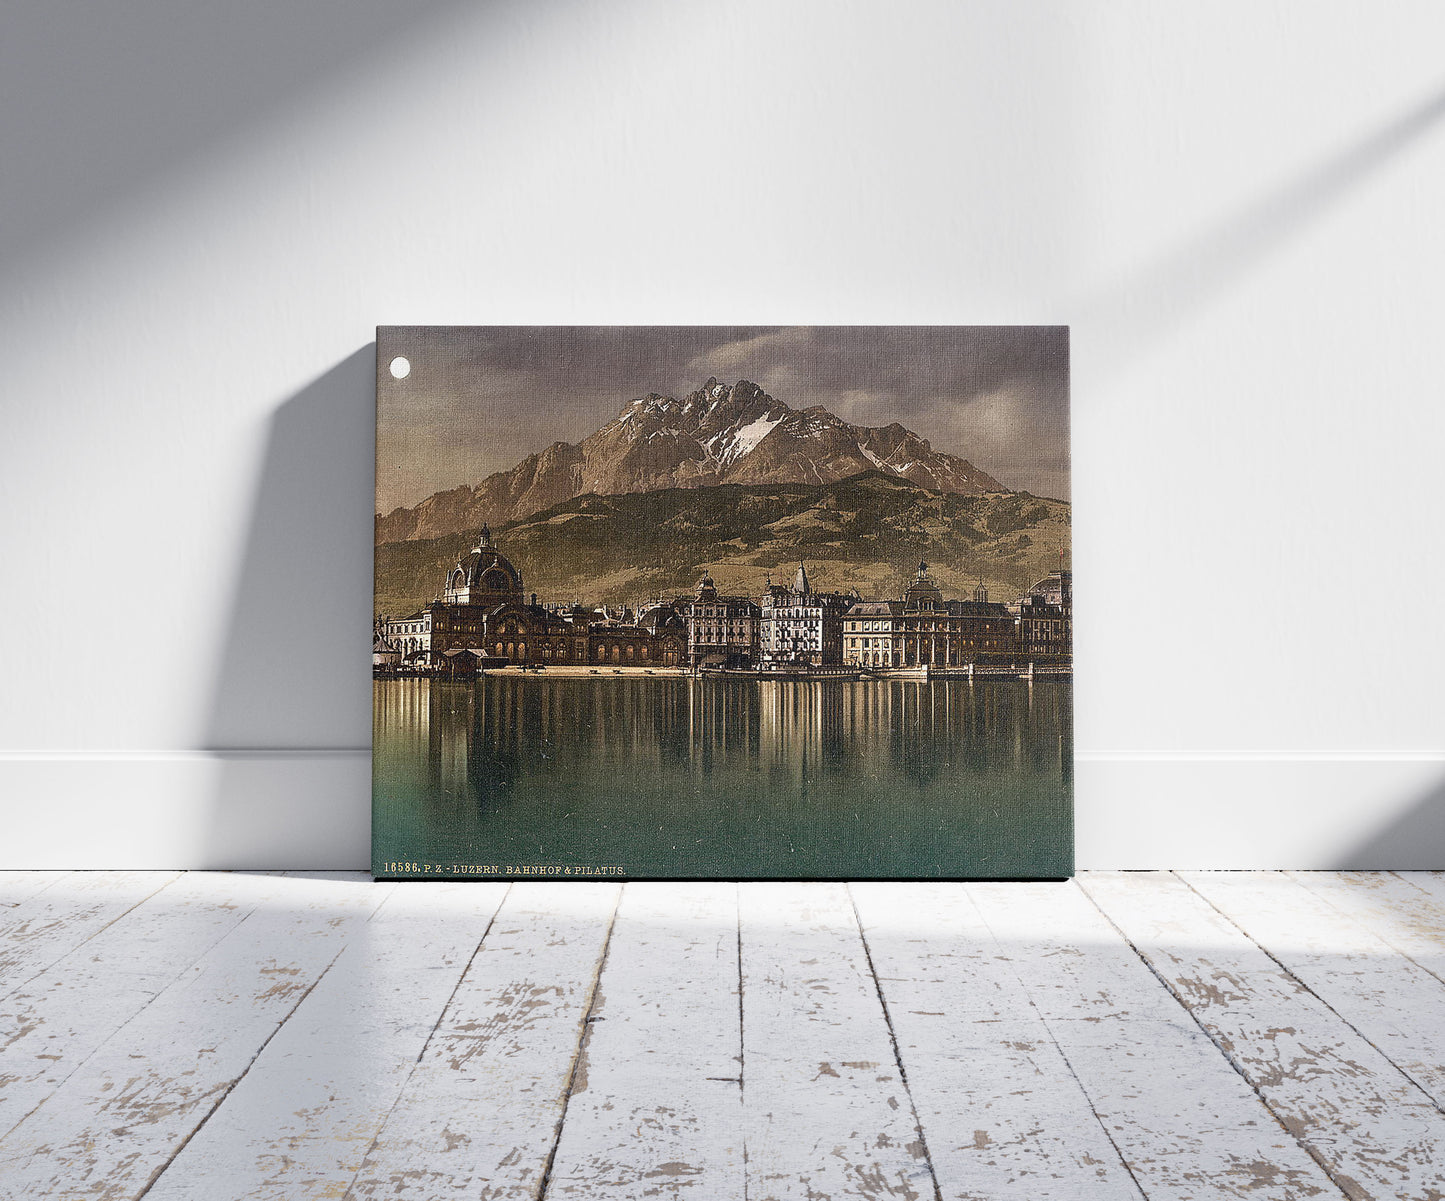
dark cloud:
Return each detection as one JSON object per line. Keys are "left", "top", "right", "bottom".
{"left": 376, "top": 326, "right": 1069, "bottom": 513}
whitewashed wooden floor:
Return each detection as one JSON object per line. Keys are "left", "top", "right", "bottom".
{"left": 3, "top": 874, "right": 1445, "bottom": 1199}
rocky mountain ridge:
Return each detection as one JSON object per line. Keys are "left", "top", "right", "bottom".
{"left": 375, "top": 470, "right": 1067, "bottom": 617}
{"left": 376, "top": 379, "right": 1005, "bottom": 543}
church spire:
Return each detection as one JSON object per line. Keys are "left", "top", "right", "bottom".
{"left": 792, "top": 560, "right": 810, "bottom": 595}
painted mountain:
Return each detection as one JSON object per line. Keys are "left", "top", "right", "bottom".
{"left": 375, "top": 378, "right": 1006, "bottom": 543}
{"left": 376, "top": 472, "right": 1069, "bottom": 618}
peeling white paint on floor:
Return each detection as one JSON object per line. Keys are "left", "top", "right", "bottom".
{"left": 1, "top": 871, "right": 1443, "bottom": 1199}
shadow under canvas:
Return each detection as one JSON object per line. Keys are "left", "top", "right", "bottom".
{"left": 200, "top": 346, "right": 376, "bottom": 869}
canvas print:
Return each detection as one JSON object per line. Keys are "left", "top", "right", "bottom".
{"left": 373, "top": 327, "right": 1071, "bottom": 879}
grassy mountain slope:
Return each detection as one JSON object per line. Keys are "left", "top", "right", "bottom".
{"left": 375, "top": 470, "right": 1069, "bottom": 617}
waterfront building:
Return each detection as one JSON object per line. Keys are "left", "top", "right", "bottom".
{"left": 894, "top": 561, "right": 1017, "bottom": 668}
{"left": 759, "top": 562, "right": 853, "bottom": 666}
{"left": 378, "top": 526, "right": 685, "bottom": 670}
{"left": 1024, "top": 569, "right": 1072, "bottom": 609}
{"left": 379, "top": 527, "right": 1069, "bottom": 675}
{"left": 383, "top": 608, "right": 435, "bottom": 662}
{"left": 1011, "top": 570, "right": 1072, "bottom": 663}
{"left": 684, "top": 574, "right": 761, "bottom": 668}
{"left": 379, "top": 525, "right": 523, "bottom": 662}
{"left": 588, "top": 602, "right": 686, "bottom": 667}
{"left": 484, "top": 602, "right": 590, "bottom": 666}
{"left": 372, "top": 631, "right": 403, "bottom": 669}
{"left": 843, "top": 600, "right": 903, "bottom": 667}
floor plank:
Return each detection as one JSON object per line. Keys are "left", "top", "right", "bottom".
{"left": 1085, "top": 871, "right": 1445, "bottom": 1200}
{"left": 852, "top": 882, "right": 1142, "bottom": 1200}
{"left": 972, "top": 880, "right": 1341, "bottom": 1200}
{"left": 0, "top": 870, "right": 68, "bottom": 909}
{"left": 1395, "top": 872, "right": 1445, "bottom": 911}
{"left": 1184, "top": 871, "right": 1445, "bottom": 1112}
{"left": 0, "top": 871, "right": 182, "bottom": 1000}
{"left": 0, "top": 871, "right": 290, "bottom": 1141}
{"left": 1289, "top": 872, "right": 1445, "bottom": 983}
{"left": 739, "top": 882, "right": 938, "bottom": 1201}
{"left": 544, "top": 882, "right": 744, "bottom": 1198}
{"left": 143, "top": 881, "right": 509, "bottom": 1201}
{"left": 0, "top": 873, "right": 389, "bottom": 1199}
{"left": 5, "top": 871, "right": 1445, "bottom": 1201}
{"left": 345, "top": 882, "right": 621, "bottom": 1200}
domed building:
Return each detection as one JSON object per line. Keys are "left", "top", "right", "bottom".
{"left": 1009, "top": 569, "right": 1072, "bottom": 663}
{"left": 902, "top": 559, "right": 944, "bottom": 611}
{"left": 890, "top": 560, "right": 1019, "bottom": 670}
{"left": 379, "top": 525, "right": 577, "bottom": 670}
{"left": 442, "top": 525, "right": 524, "bottom": 606}
{"left": 377, "top": 524, "right": 689, "bottom": 672}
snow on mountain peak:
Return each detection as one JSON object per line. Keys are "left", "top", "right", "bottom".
{"left": 376, "top": 376, "right": 1008, "bottom": 543}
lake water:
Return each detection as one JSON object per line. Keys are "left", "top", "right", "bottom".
{"left": 373, "top": 675, "right": 1072, "bottom": 879}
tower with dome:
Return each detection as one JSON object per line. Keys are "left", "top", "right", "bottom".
{"left": 376, "top": 525, "right": 686, "bottom": 673}
{"left": 440, "top": 524, "right": 525, "bottom": 606}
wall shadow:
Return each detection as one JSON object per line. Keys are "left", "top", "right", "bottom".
{"left": 1080, "top": 82, "right": 1445, "bottom": 375}
{"left": 0, "top": 0, "right": 475, "bottom": 279}
{"left": 1335, "top": 771, "right": 1445, "bottom": 870}
{"left": 201, "top": 347, "right": 376, "bottom": 868}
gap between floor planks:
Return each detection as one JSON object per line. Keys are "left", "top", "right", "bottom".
{"left": 1, "top": 872, "right": 1443, "bottom": 1200}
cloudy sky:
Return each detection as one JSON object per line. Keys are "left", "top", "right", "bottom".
{"left": 375, "top": 326, "right": 1069, "bottom": 514}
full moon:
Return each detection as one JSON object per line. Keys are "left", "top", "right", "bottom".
{"left": 389, "top": 356, "right": 411, "bottom": 380}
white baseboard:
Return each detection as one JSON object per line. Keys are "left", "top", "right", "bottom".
{"left": 1, "top": 752, "right": 1441, "bottom": 871}
{"left": 1075, "top": 753, "right": 1445, "bottom": 870}
{"left": 0, "top": 751, "right": 371, "bottom": 871}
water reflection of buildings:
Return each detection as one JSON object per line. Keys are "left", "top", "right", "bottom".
{"left": 375, "top": 672, "right": 1069, "bottom": 887}
{"left": 374, "top": 672, "right": 1071, "bottom": 878}
{"left": 374, "top": 678, "right": 525, "bottom": 810}
{"left": 376, "top": 525, "right": 1071, "bottom": 677}
{"left": 712, "top": 676, "right": 1071, "bottom": 791}
{"left": 376, "top": 676, "right": 1068, "bottom": 807}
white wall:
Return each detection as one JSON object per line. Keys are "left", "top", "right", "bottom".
{"left": 3, "top": 1, "right": 1443, "bottom": 869}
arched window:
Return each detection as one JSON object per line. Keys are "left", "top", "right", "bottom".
{"left": 506, "top": 641, "right": 515, "bottom": 658}
{"left": 451, "top": 570, "right": 465, "bottom": 590}
{"left": 518, "top": 641, "right": 527, "bottom": 659}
